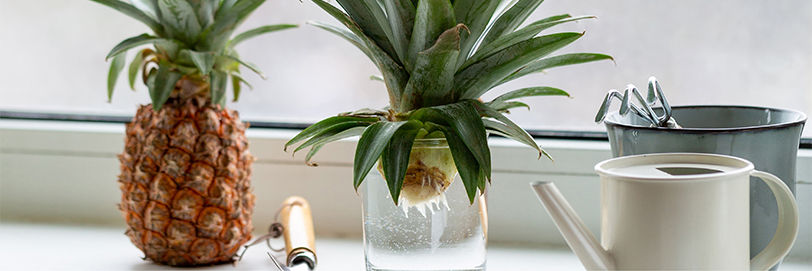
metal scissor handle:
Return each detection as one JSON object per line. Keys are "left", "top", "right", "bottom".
{"left": 595, "top": 76, "right": 680, "bottom": 128}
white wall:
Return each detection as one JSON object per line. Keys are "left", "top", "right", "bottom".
{"left": 1, "top": 0, "right": 810, "bottom": 135}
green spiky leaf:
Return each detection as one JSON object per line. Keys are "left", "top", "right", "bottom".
{"left": 230, "top": 24, "right": 298, "bottom": 47}
{"left": 131, "top": 0, "right": 159, "bottom": 21}
{"left": 400, "top": 24, "right": 464, "bottom": 111}
{"left": 353, "top": 121, "right": 410, "bottom": 190}
{"left": 382, "top": 0, "right": 416, "bottom": 64}
{"left": 90, "top": 0, "right": 164, "bottom": 36}
{"left": 305, "top": 145, "right": 325, "bottom": 166}
{"left": 231, "top": 74, "right": 241, "bottom": 102}
{"left": 231, "top": 72, "right": 253, "bottom": 102}
{"left": 107, "top": 52, "right": 127, "bottom": 102}
{"left": 181, "top": 49, "right": 215, "bottom": 75}
{"left": 410, "top": 100, "right": 491, "bottom": 181}
{"left": 475, "top": 101, "right": 547, "bottom": 159}
{"left": 499, "top": 53, "right": 614, "bottom": 85}
{"left": 479, "top": 0, "right": 545, "bottom": 47}
{"left": 406, "top": 0, "right": 455, "bottom": 71}
{"left": 294, "top": 121, "right": 375, "bottom": 153}
{"left": 150, "top": 60, "right": 182, "bottom": 111}
{"left": 380, "top": 120, "right": 422, "bottom": 204}
{"left": 462, "top": 15, "right": 595, "bottom": 70}
{"left": 305, "top": 126, "right": 366, "bottom": 166}
{"left": 226, "top": 55, "right": 265, "bottom": 78}
{"left": 336, "top": 0, "right": 398, "bottom": 60}
{"left": 218, "top": 0, "right": 237, "bottom": 12}
{"left": 154, "top": 39, "right": 180, "bottom": 59}
{"left": 105, "top": 34, "right": 162, "bottom": 60}
{"left": 311, "top": 0, "right": 408, "bottom": 108}
{"left": 230, "top": 72, "right": 253, "bottom": 88}
{"left": 453, "top": 0, "right": 500, "bottom": 68}
{"left": 454, "top": 32, "right": 584, "bottom": 99}
{"left": 157, "top": 0, "right": 201, "bottom": 43}
{"left": 128, "top": 49, "right": 148, "bottom": 90}
{"left": 145, "top": 67, "right": 157, "bottom": 89}
{"left": 438, "top": 124, "right": 481, "bottom": 203}
{"left": 308, "top": 21, "right": 375, "bottom": 61}
{"left": 210, "top": 69, "right": 227, "bottom": 107}
{"left": 490, "top": 86, "right": 569, "bottom": 106}
{"left": 490, "top": 101, "right": 530, "bottom": 112}
{"left": 198, "top": 0, "right": 266, "bottom": 51}
{"left": 285, "top": 116, "right": 379, "bottom": 150}
{"left": 191, "top": 0, "right": 217, "bottom": 29}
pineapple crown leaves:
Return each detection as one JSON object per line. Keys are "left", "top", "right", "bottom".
{"left": 286, "top": 0, "right": 613, "bottom": 204}
{"left": 93, "top": 0, "right": 297, "bottom": 110}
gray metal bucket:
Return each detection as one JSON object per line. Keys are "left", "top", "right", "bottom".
{"left": 605, "top": 105, "right": 806, "bottom": 270}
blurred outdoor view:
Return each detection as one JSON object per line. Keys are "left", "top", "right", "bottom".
{"left": 1, "top": 0, "right": 810, "bottom": 136}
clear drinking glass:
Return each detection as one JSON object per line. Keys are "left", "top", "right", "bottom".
{"left": 361, "top": 139, "right": 487, "bottom": 271}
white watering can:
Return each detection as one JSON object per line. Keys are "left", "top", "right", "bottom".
{"left": 531, "top": 153, "right": 798, "bottom": 270}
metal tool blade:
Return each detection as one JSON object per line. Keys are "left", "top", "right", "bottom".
{"left": 267, "top": 252, "right": 291, "bottom": 271}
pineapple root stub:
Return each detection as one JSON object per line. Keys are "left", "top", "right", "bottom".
{"left": 378, "top": 139, "right": 458, "bottom": 214}
{"left": 117, "top": 80, "right": 255, "bottom": 266}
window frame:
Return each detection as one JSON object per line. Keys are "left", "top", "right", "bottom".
{"left": 1, "top": 110, "right": 809, "bottom": 148}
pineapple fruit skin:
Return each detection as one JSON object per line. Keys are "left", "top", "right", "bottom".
{"left": 118, "top": 94, "right": 255, "bottom": 266}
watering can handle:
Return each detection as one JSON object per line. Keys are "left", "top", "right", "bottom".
{"left": 749, "top": 170, "right": 799, "bottom": 271}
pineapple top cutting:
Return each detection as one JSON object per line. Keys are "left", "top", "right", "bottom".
{"left": 92, "top": 0, "right": 295, "bottom": 266}
{"left": 286, "top": 0, "right": 612, "bottom": 208}
{"left": 98, "top": 0, "right": 296, "bottom": 108}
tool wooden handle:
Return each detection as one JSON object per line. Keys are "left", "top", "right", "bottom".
{"left": 280, "top": 196, "right": 317, "bottom": 267}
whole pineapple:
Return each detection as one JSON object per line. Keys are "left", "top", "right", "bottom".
{"left": 92, "top": 0, "right": 295, "bottom": 266}
{"left": 286, "top": 0, "right": 611, "bottom": 208}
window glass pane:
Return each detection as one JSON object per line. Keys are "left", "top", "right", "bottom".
{"left": 1, "top": 0, "right": 809, "bottom": 137}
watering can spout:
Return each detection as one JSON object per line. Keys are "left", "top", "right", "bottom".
{"left": 531, "top": 181, "right": 615, "bottom": 270}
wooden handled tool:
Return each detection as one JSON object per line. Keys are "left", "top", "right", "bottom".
{"left": 279, "top": 196, "right": 317, "bottom": 269}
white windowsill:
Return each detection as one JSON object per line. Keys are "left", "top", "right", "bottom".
{"left": 1, "top": 119, "right": 811, "bottom": 265}
{"left": 2, "top": 223, "right": 810, "bottom": 271}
